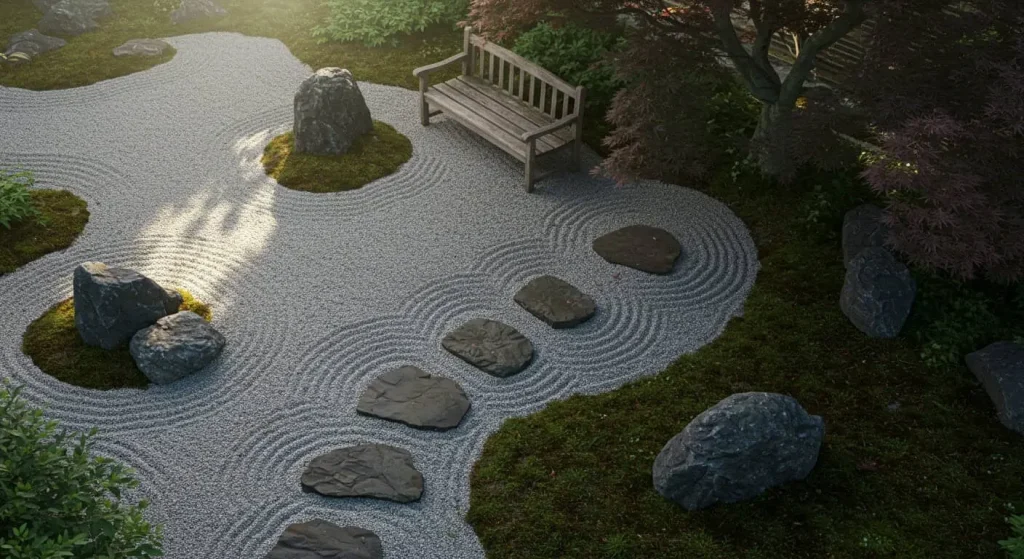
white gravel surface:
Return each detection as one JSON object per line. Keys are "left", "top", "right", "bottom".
{"left": 0, "top": 33, "right": 759, "bottom": 558}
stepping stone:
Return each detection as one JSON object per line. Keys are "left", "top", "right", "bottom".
{"left": 357, "top": 366, "right": 470, "bottom": 431}
{"left": 442, "top": 318, "right": 533, "bottom": 377}
{"left": 514, "top": 275, "right": 596, "bottom": 328}
{"left": 113, "top": 38, "right": 171, "bottom": 57}
{"left": 592, "top": 225, "right": 681, "bottom": 275}
{"left": 266, "top": 520, "right": 382, "bottom": 559}
{"left": 130, "top": 311, "right": 226, "bottom": 385}
{"left": 301, "top": 444, "right": 423, "bottom": 503}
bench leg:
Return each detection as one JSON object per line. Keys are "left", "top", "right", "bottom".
{"left": 525, "top": 139, "right": 537, "bottom": 193}
{"left": 419, "top": 77, "right": 430, "bottom": 126}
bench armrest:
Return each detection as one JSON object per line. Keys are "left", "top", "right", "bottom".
{"left": 413, "top": 52, "right": 469, "bottom": 78}
{"left": 521, "top": 116, "right": 578, "bottom": 143}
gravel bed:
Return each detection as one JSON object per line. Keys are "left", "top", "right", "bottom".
{"left": 0, "top": 32, "right": 759, "bottom": 558}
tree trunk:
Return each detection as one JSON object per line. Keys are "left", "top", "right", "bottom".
{"left": 751, "top": 102, "right": 795, "bottom": 179}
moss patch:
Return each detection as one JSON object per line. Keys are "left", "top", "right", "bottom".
{"left": 0, "top": 0, "right": 461, "bottom": 91}
{"left": 262, "top": 122, "right": 412, "bottom": 193}
{"left": 466, "top": 166, "right": 1024, "bottom": 558}
{"left": 0, "top": 190, "right": 89, "bottom": 276}
{"left": 22, "top": 290, "right": 213, "bottom": 390}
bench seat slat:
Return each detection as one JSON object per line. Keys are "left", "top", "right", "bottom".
{"left": 425, "top": 87, "right": 528, "bottom": 161}
{"left": 443, "top": 79, "right": 570, "bottom": 151}
{"left": 454, "top": 76, "right": 575, "bottom": 144}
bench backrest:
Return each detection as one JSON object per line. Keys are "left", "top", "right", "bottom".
{"left": 462, "top": 27, "right": 583, "bottom": 121}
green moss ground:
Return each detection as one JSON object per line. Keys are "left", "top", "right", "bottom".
{"left": 22, "top": 290, "right": 213, "bottom": 390}
{"left": 262, "top": 122, "right": 412, "bottom": 192}
{"left": 0, "top": 190, "right": 89, "bottom": 275}
{"left": 0, "top": 0, "right": 461, "bottom": 91}
{"left": 466, "top": 168, "right": 1024, "bottom": 558}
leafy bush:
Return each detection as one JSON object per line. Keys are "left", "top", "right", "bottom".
{"left": 512, "top": 22, "right": 625, "bottom": 112}
{"left": 0, "top": 170, "right": 42, "bottom": 229}
{"left": 1001, "top": 515, "right": 1024, "bottom": 558}
{"left": 0, "top": 383, "right": 163, "bottom": 558}
{"left": 314, "top": 0, "right": 469, "bottom": 46}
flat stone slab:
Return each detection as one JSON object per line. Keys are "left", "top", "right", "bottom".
{"left": 593, "top": 225, "right": 681, "bottom": 274}
{"left": 300, "top": 444, "right": 423, "bottom": 503}
{"left": 514, "top": 275, "right": 596, "bottom": 328}
{"left": 265, "top": 520, "right": 382, "bottom": 559}
{"left": 442, "top": 318, "right": 533, "bottom": 377}
{"left": 966, "top": 341, "right": 1024, "bottom": 434}
{"left": 113, "top": 38, "right": 171, "bottom": 57}
{"left": 357, "top": 366, "right": 470, "bottom": 431}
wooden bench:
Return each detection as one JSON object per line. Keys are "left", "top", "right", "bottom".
{"left": 413, "top": 27, "right": 586, "bottom": 192}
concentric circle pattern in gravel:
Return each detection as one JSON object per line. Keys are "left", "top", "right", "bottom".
{"left": 0, "top": 33, "right": 760, "bottom": 559}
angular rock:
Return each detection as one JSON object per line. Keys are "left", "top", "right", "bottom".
{"left": 514, "top": 275, "right": 596, "bottom": 328}
{"left": 37, "top": 0, "right": 111, "bottom": 36}
{"left": 130, "top": 311, "right": 225, "bottom": 385}
{"left": 442, "top": 318, "right": 533, "bottom": 378}
{"left": 357, "top": 366, "right": 470, "bottom": 431}
{"left": 266, "top": 520, "right": 382, "bottom": 559}
{"left": 839, "top": 247, "right": 916, "bottom": 338}
{"left": 965, "top": 342, "right": 1024, "bottom": 434}
{"left": 842, "top": 204, "right": 890, "bottom": 267}
{"left": 593, "top": 225, "right": 681, "bottom": 275}
{"left": 73, "top": 262, "right": 182, "bottom": 350}
{"left": 5, "top": 29, "right": 66, "bottom": 57}
{"left": 170, "top": 0, "right": 227, "bottom": 24}
{"left": 301, "top": 444, "right": 423, "bottom": 503}
{"left": 35, "top": 0, "right": 110, "bottom": 18}
{"left": 113, "top": 38, "right": 171, "bottom": 57}
{"left": 293, "top": 68, "right": 373, "bottom": 155}
{"left": 653, "top": 392, "right": 824, "bottom": 511}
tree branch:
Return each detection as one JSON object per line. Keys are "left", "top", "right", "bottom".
{"left": 710, "top": 1, "right": 781, "bottom": 102}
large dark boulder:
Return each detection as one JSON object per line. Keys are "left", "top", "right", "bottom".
{"left": 514, "top": 275, "right": 596, "bottom": 329}
{"left": 5, "top": 29, "right": 66, "bottom": 57}
{"left": 592, "top": 225, "right": 681, "bottom": 275}
{"left": 266, "top": 520, "right": 382, "bottom": 559}
{"left": 73, "top": 262, "right": 182, "bottom": 350}
{"left": 653, "top": 392, "right": 824, "bottom": 511}
{"left": 357, "top": 366, "right": 470, "bottom": 431}
{"left": 442, "top": 318, "right": 533, "bottom": 377}
{"left": 129, "top": 311, "right": 226, "bottom": 385}
{"left": 965, "top": 342, "right": 1024, "bottom": 435}
{"left": 842, "top": 204, "right": 890, "bottom": 267}
{"left": 293, "top": 68, "right": 373, "bottom": 155}
{"left": 169, "top": 0, "right": 227, "bottom": 24}
{"left": 839, "top": 247, "right": 916, "bottom": 338}
{"left": 37, "top": 0, "right": 111, "bottom": 36}
{"left": 301, "top": 444, "right": 424, "bottom": 503}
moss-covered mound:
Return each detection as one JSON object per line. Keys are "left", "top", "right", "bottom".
{"left": 0, "top": 190, "right": 89, "bottom": 275}
{"left": 22, "top": 290, "right": 213, "bottom": 390}
{"left": 261, "top": 122, "right": 412, "bottom": 193}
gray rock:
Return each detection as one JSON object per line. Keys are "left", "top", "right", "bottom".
{"left": 113, "top": 38, "right": 171, "bottom": 57}
{"left": 34, "top": 0, "right": 110, "bottom": 18}
{"left": 842, "top": 204, "right": 889, "bottom": 267}
{"left": 653, "top": 392, "right": 824, "bottom": 511}
{"left": 839, "top": 247, "right": 916, "bottom": 338}
{"left": 170, "top": 0, "right": 227, "bottom": 24}
{"left": 129, "top": 311, "right": 225, "bottom": 385}
{"left": 357, "top": 366, "right": 470, "bottom": 431}
{"left": 293, "top": 68, "right": 373, "bottom": 155}
{"left": 5, "top": 29, "right": 66, "bottom": 58}
{"left": 73, "top": 262, "right": 182, "bottom": 350}
{"left": 442, "top": 318, "right": 533, "bottom": 377}
{"left": 593, "top": 225, "right": 681, "bottom": 274}
{"left": 300, "top": 444, "right": 423, "bottom": 503}
{"left": 965, "top": 342, "right": 1024, "bottom": 434}
{"left": 514, "top": 275, "right": 596, "bottom": 328}
{"left": 37, "top": 0, "right": 111, "bottom": 36}
{"left": 266, "top": 520, "right": 382, "bottom": 559}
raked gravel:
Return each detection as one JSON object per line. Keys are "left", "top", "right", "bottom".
{"left": 0, "top": 33, "right": 759, "bottom": 559}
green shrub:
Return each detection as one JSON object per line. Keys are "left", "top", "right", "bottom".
{"left": 0, "top": 383, "right": 163, "bottom": 558}
{"left": 1001, "top": 515, "right": 1024, "bottom": 558}
{"left": 314, "top": 0, "right": 468, "bottom": 46}
{"left": 512, "top": 22, "right": 626, "bottom": 112}
{"left": 0, "top": 170, "right": 42, "bottom": 229}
